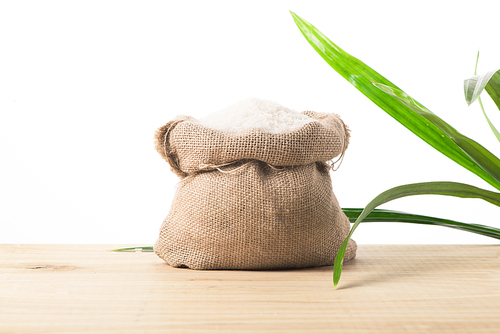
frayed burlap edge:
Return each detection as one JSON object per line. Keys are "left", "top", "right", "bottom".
{"left": 154, "top": 111, "right": 351, "bottom": 177}
{"left": 154, "top": 115, "right": 191, "bottom": 178}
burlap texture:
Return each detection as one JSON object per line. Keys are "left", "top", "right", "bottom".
{"left": 154, "top": 111, "right": 357, "bottom": 270}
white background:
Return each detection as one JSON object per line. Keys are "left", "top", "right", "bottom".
{"left": 1, "top": 0, "right": 500, "bottom": 245}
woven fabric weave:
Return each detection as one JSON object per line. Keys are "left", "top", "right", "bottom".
{"left": 154, "top": 111, "right": 356, "bottom": 269}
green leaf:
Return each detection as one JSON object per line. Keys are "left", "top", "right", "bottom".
{"left": 465, "top": 51, "right": 500, "bottom": 143}
{"left": 464, "top": 62, "right": 500, "bottom": 111}
{"left": 290, "top": 11, "right": 500, "bottom": 192}
{"left": 485, "top": 73, "right": 500, "bottom": 112}
{"left": 334, "top": 182, "right": 500, "bottom": 288}
{"left": 109, "top": 246, "right": 154, "bottom": 252}
{"left": 464, "top": 70, "right": 500, "bottom": 108}
{"left": 343, "top": 208, "right": 500, "bottom": 240}
{"left": 477, "top": 96, "right": 500, "bottom": 143}
{"left": 373, "top": 83, "right": 500, "bottom": 186}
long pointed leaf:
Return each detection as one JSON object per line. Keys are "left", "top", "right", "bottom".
{"left": 464, "top": 70, "right": 500, "bottom": 107}
{"left": 110, "top": 246, "right": 154, "bottom": 252}
{"left": 373, "top": 83, "right": 500, "bottom": 185}
{"left": 333, "top": 182, "right": 500, "bottom": 288}
{"left": 290, "top": 12, "right": 500, "bottom": 192}
{"left": 343, "top": 208, "right": 500, "bottom": 240}
{"left": 485, "top": 73, "right": 500, "bottom": 111}
{"left": 466, "top": 52, "right": 500, "bottom": 143}
{"left": 478, "top": 96, "right": 500, "bottom": 143}
{"left": 465, "top": 69, "right": 500, "bottom": 110}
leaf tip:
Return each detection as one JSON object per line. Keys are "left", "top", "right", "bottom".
{"left": 333, "top": 272, "right": 341, "bottom": 289}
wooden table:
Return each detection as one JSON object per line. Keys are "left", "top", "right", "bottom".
{"left": 1, "top": 244, "right": 500, "bottom": 333}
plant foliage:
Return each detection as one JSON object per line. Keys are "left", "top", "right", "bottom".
{"left": 290, "top": 11, "right": 500, "bottom": 288}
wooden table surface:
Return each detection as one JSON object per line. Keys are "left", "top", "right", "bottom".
{"left": 1, "top": 244, "right": 500, "bottom": 333}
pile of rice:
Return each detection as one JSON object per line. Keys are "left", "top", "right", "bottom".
{"left": 197, "top": 98, "right": 315, "bottom": 133}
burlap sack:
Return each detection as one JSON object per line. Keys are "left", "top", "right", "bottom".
{"left": 154, "top": 110, "right": 357, "bottom": 270}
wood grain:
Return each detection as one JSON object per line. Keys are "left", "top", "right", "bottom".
{"left": 1, "top": 244, "right": 500, "bottom": 333}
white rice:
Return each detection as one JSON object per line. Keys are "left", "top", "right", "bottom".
{"left": 197, "top": 98, "right": 315, "bottom": 133}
